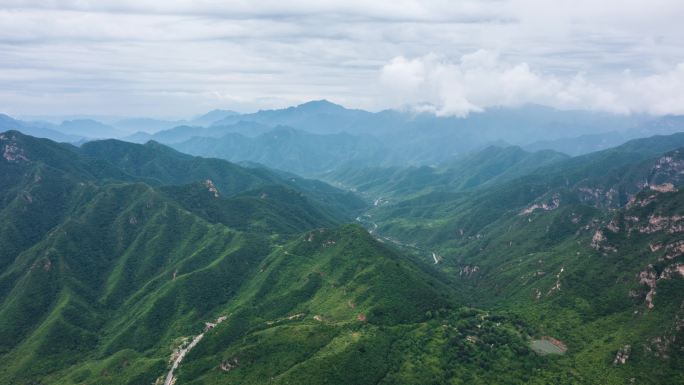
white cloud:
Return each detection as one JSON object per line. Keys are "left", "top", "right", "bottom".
{"left": 619, "top": 63, "right": 684, "bottom": 115}
{"left": 379, "top": 51, "right": 684, "bottom": 116}
{"left": 0, "top": 1, "right": 682, "bottom": 117}
{"left": 0, "top": 1, "right": 504, "bottom": 22}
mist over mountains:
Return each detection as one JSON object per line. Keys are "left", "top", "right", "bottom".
{"left": 3, "top": 101, "right": 683, "bottom": 176}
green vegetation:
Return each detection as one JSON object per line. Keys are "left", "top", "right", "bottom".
{"left": 173, "top": 126, "right": 385, "bottom": 176}
{"left": 324, "top": 145, "right": 569, "bottom": 201}
{"left": 341, "top": 135, "right": 684, "bottom": 384}
{"left": 530, "top": 340, "right": 566, "bottom": 355}
{"left": 0, "top": 130, "right": 683, "bottom": 384}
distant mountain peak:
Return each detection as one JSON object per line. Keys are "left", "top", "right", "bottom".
{"left": 206, "top": 108, "right": 238, "bottom": 114}
{"left": 294, "top": 99, "right": 346, "bottom": 112}
{"left": 191, "top": 109, "right": 240, "bottom": 126}
{"left": 0, "top": 114, "right": 21, "bottom": 125}
{"left": 61, "top": 118, "right": 105, "bottom": 125}
{"left": 194, "top": 109, "right": 239, "bottom": 119}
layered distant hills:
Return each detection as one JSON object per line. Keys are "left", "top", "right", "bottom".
{"left": 4, "top": 101, "right": 684, "bottom": 177}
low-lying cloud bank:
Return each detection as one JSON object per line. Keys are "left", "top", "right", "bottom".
{"left": 380, "top": 51, "right": 684, "bottom": 117}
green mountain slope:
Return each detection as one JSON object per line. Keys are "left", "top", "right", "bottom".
{"left": 2, "top": 129, "right": 684, "bottom": 385}
{"left": 79, "top": 138, "right": 366, "bottom": 221}
{"left": 0, "top": 131, "right": 541, "bottom": 385}
{"left": 369, "top": 133, "right": 684, "bottom": 246}
{"left": 172, "top": 226, "right": 548, "bottom": 385}
{"left": 0, "top": 130, "right": 581, "bottom": 385}
{"left": 172, "top": 125, "right": 386, "bottom": 176}
{"left": 160, "top": 183, "right": 339, "bottom": 235}
{"left": 0, "top": 179, "right": 271, "bottom": 383}
{"left": 0, "top": 131, "right": 362, "bottom": 384}
{"left": 355, "top": 134, "right": 684, "bottom": 384}
{"left": 325, "top": 145, "right": 569, "bottom": 201}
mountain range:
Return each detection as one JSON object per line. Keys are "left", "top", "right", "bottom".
{"left": 1, "top": 127, "right": 683, "bottom": 384}
{"left": 5, "top": 102, "right": 684, "bottom": 178}
{"left": 2, "top": 101, "right": 684, "bottom": 384}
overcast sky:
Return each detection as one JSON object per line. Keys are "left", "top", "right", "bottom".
{"left": 1, "top": 0, "right": 683, "bottom": 118}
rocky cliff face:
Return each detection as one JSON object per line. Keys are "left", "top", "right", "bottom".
{"left": 555, "top": 148, "right": 684, "bottom": 211}
{"left": 649, "top": 150, "right": 684, "bottom": 187}
{"left": 1, "top": 132, "right": 29, "bottom": 163}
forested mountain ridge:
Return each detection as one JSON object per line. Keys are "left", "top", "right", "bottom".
{"left": 109, "top": 102, "right": 684, "bottom": 176}
{"left": 355, "top": 133, "right": 684, "bottom": 384}
{"left": 173, "top": 125, "right": 386, "bottom": 176}
{"left": 0, "top": 131, "right": 529, "bottom": 385}
{"left": 324, "top": 145, "right": 570, "bottom": 200}
{"left": 0, "top": 130, "right": 365, "bottom": 383}
{"left": 4, "top": 102, "right": 684, "bottom": 178}
{"left": 1, "top": 129, "right": 683, "bottom": 384}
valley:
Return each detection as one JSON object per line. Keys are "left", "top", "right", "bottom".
{"left": 325, "top": 134, "right": 684, "bottom": 383}
{"left": 0, "top": 117, "right": 683, "bottom": 385}
{"left": 3, "top": 2, "right": 684, "bottom": 383}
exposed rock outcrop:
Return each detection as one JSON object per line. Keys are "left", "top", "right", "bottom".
{"left": 663, "top": 240, "right": 684, "bottom": 260}
{"left": 638, "top": 266, "right": 657, "bottom": 310}
{"left": 459, "top": 265, "right": 479, "bottom": 278}
{"left": 650, "top": 183, "right": 677, "bottom": 193}
{"left": 204, "top": 179, "right": 219, "bottom": 197}
{"left": 649, "top": 151, "right": 684, "bottom": 187}
{"left": 546, "top": 267, "right": 564, "bottom": 296}
{"left": 639, "top": 215, "right": 684, "bottom": 234}
{"left": 577, "top": 187, "right": 619, "bottom": 207}
{"left": 220, "top": 357, "right": 239, "bottom": 372}
{"left": 591, "top": 230, "right": 617, "bottom": 253}
{"left": 2, "top": 136, "right": 29, "bottom": 163}
{"left": 613, "top": 345, "right": 631, "bottom": 365}
{"left": 520, "top": 193, "right": 560, "bottom": 215}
